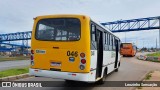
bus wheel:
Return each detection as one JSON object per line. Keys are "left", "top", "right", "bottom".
{"left": 98, "top": 69, "right": 107, "bottom": 84}
{"left": 115, "top": 68, "right": 118, "bottom": 72}
{"left": 65, "top": 80, "right": 74, "bottom": 83}
{"left": 115, "top": 62, "right": 120, "bottom": 72}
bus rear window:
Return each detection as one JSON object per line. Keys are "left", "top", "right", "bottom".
{"left": 35, "top": 18, "right": 81, "bottom": 41}
{"left": 121, "top": 44, "right": 131, "bottom": 48}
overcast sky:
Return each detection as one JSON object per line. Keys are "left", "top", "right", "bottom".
{"left": 0, "top": 0, "right": 160, "bottom": 48}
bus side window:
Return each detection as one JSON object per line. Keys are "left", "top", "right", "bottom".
{"left": 104, "top": 32, "right": 108, "bottom": 50}
{"left": 103, "top": 32, "right": 105, "bottom": 44}
{"left": 105, "top": 33, "right": 107, "bottom": 44}
{"left": 111, "top": 36, "right": 113, "bottom": 51}
{"left": 91, "top": 24, "right": 96, "bottom": 41}
{"left": 91, "top": 24, "right": 97, "bottom": 50}
{"left": 108, "top": 34, "right": 110, "bottom": 46}
{"left": 108, "top": 34, "right": 110, "bottom": 50}
{"left": 103, "top": 32, "right": 106, "bottom": 50}
{"left": 113, "top": 37, "right": 115, "bottom": 50}
{"left": 104, "top": 32, "right": 106, "bottom": 44}
{"left": 106, "top": 33, "right": 109, "bottom": 50}
{"left": 109, "top": 35, "right": 112, "bottom": 51}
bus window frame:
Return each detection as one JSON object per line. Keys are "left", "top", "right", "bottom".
{"left": 90, "top": 23, "right": 97, "bottom": 50}
{"left": 35, "top": 18, "right": 81, "bottom": 42}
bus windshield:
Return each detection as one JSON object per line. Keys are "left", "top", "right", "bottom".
{"left": 35, "top": 18, "right": 81, "bottom": 41}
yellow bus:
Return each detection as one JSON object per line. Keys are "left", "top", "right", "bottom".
{"left": 29, "top": 14, "right": 121, "bottom": 83}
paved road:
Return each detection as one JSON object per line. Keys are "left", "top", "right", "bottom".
{"left": 0, "top": 60, "right": 29, "bottom": 71}
{"left": 1, "top": 52, "right": 160, "bottom": 90}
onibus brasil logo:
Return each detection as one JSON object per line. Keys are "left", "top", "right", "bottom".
{"left": 1, "top": 82, "right": 42, "bottom": 87}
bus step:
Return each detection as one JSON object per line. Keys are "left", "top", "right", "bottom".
{"left": 96, "top": 77, "right": 102, "bottom": 81}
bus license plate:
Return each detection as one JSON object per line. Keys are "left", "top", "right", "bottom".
{"left": 51, "top": 62, "right": 61, "bottom": 67}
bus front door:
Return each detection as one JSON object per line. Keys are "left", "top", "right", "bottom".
{"left": 114, "top": 39, "right": 119, "bottom": 69}
{"left": 96, "top": 30, "right": 103, "bottom": 79}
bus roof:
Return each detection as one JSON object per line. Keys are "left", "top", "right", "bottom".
{"left": 34, "top": 14, "right": 90, "bottom": 20}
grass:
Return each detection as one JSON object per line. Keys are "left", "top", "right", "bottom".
{"left": 0, "top": 67, "right": 29, "bottom": 78}
{"left": 151, "top": 60, "right": 160, "bottom": 63}
{"left": 144, "top": 72, "right": 152, "bottom": 80}
{"left": 137, "top": 72, "right": 153, "bottom": 89}
{"left": 144, "top": 52, "right": 160, "bottom": 63}
{"left": 139, "top": 59, "right": 160, "bottom": 63}
{"left": 147, "top": 52, "right": 160, "bottom": 57}
{"left": 137, "top": 72, "right": 154, "bottom": 89}
{"left": 0, "top": 56, "right": 30, "bottom": 62}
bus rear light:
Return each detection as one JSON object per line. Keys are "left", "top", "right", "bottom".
{"left": 31, "top": 61, "right": 34, "bottom": 66}
{"left": 80, "top": 53, "right": 85, "bottom": 58}
{"left": 72, "top": 74, "right": 76, "bottom": 76}
{"left": 31, "top": 50, "right": 34, "bottom": 54}
{"left": 31, "top": 55, "right": 34, "bottom": 60}
{"left": 80, "top": 65, "right": 85, "bottom": 70}
{"left": 31, "top": 50, "right": 34, "bottom": 65}
{"left": 34, "top": 69, "right": 38, "bottom": 72}
{"left": 81, "top": 59, "right": 86, "bottom": 64}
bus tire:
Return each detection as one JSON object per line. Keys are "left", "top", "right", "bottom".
{"left": 115, "top": 62, "right": 120, "bottom": 72}
{"left": 65, "top": 80, "right": 73, "bottom": 83}
{"left": 115, "top": 68, "right": 118, "bottom": 72}
{"left": 98, "top": 68, "right": 107, "bottom": 84}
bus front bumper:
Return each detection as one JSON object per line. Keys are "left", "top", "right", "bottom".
{"left": 29, "top": 68, "right": 94, "bottom": 82}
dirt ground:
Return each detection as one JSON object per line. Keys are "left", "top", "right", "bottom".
{"left": 136, "top": 71, "right": 160, "bottom": 90}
